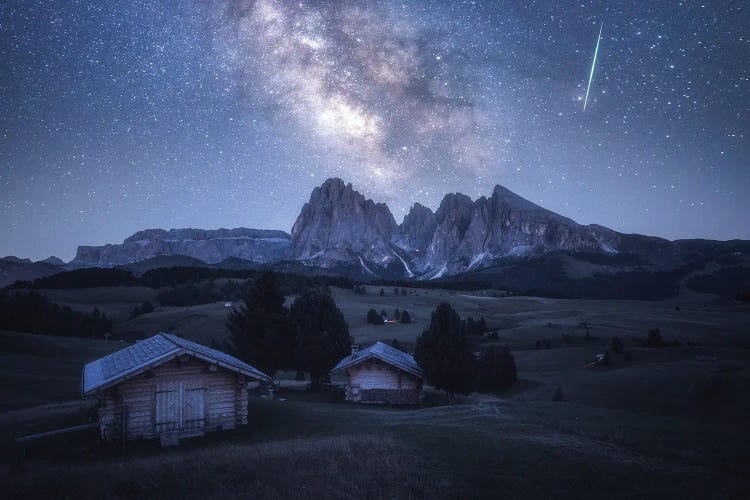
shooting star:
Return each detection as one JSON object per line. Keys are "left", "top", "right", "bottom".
{"left": 583, "top": 21, "right": 603, "bottom": 112}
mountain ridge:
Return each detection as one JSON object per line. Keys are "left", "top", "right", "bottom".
{"left": 8, "top": 178, "right": 750, "bottom": 294}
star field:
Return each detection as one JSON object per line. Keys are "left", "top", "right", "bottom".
{"left": 1, "top": 1, "right": 748, "bottom": 261}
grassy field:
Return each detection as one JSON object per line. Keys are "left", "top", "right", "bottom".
{"left": 1, "top": 285, "right": 749, "bottom": 497}
{"left": 2, "top": 390, "right": 748, "bottom": 498}
{"left": 0, "top": 330, "right": 121, "bottom": 412}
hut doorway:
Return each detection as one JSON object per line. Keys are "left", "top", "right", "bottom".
{"left": 154, "top": 383, "right": 206, "bottom": 433}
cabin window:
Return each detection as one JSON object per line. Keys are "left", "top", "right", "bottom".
{"left": 183, "top": 388, "right": 206, "bottom": 430}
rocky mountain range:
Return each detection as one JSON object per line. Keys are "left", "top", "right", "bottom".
{"left": 5, "top": 178, "right": 749, "bottom": 297}
{"left": 288, "top": 178, "right": 686, "bottom": 279}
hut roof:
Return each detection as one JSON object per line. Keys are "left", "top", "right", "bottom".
{"left": 83, "top": 332, "right": 272, "bottom": 396}
{"left": 330, "top": 341, "right": 424, "bottom": 379}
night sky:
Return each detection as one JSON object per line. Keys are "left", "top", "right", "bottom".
{"left": 1, "top": 0, "right": 748, "bottom": 261}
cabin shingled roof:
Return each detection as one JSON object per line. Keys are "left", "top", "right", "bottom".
{"left": 82, "top": 332, "right": 272, "bottom": 396}
{"left": 330, "top": 341, "right": 424, "bottom": 378}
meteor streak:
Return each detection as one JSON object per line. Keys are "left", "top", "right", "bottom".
{"left": 583, "top": 21, "right": 603, "bottom": 112}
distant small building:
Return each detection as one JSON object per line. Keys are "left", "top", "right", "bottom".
{"left": 330, "top": 342, "right": 424, "bottom": 404}
{"left": 82, "top": 332, "right": 271, "bottom": 442}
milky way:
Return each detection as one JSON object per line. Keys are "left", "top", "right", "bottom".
{"left": 0, "top": 1, "right": 748, "bottom": 260}
{"left": 213, "top": 0, "right": 493, "bottom": 189}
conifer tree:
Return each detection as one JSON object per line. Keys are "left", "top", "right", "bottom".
{"left": 414, "top": 303, "right": 476, "bottom": 403}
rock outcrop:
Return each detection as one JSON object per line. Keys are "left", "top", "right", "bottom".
{"left": 290, "top": 178, "right": 398, "bottom": 273}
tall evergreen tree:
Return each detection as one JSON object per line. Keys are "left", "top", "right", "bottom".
{"left": 414, "top": 303, "right": 477, "bottom": 403}
{"left": 367, "top": 308, "right": 382, "bottom": 324}
{"left": 478, "top": 345, "right": 517, "bottom": 391}
{"left": 401, "top": 310, "right": 412, "bottom": 323}
{"left": 289, "top": 289, "right": 352, "bottom": 389}
{"left": 226, "top": 271, "right": 291, "bottom": 375}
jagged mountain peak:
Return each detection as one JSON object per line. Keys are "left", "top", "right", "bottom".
{"left": 490, "top": 184, "right": 545, "bottom": 211}
{"left": 290, "top": 178, "right": 398, "bottom": 269}
{"left": 289, "top": 178, "right": 630, "bottom": 278}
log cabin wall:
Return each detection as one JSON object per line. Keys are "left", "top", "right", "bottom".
{"left": 97, "top": 356, "right": 249, "bottom": 441}
{"left": 346, "top": 358, "right": 422, "bottom": 404}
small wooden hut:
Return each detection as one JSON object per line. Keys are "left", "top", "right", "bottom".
{"left": 82, "top": 332, "right": 271, "bottom": 442}
{"left": 330, "top": 342, "right": 424, "bottom": 404}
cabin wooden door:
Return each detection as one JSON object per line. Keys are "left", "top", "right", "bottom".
{"left": 154, "top": 383, "right": 206, "bottom": 433}
{"left": 182, "top": 388, "right": 206, "bottom": 430}
{"left": 154, "top": 388, "right": 179, "bottom": 433}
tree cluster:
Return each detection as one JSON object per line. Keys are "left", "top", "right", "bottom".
{"left": 0, "top": 290, "right": 111, "bottom": 338}
{"left": 227, "top": 272, "right": 351, "bottom": 388}
{"left": 463, "top": 316, "right": 488, "bottom": 336}
{"left": 366, "top": 308, "right": 411, "bottom": 324}
{"left": 414, "top": 303, "right": 517, "bottom": 402}
{"left": 644, "top": 328, "right": 681, "bottom": 348}
{"left": 10, "top": 265, "right": 356, "bottom": 293}
{"left": 9, "top": 268, "right": 139, "bottom": 289}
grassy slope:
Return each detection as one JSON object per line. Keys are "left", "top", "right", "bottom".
{"left": 2, "top": 392, "right": 748, "bottom": 499}
{"left": 0, "top": 330, "right": 122, "bottom": 412}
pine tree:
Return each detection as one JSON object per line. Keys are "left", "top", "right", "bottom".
{"left": 367, "top": 308, "right": 382, "bottom": 325}
{"left": 289, "top": 289, "right": 352, "bottom": 389}
{"left": 401, "top": 310, "right": 412, "bottom": 323}
{"left": 226, "top": 271, "right": 291, "bottom": 375}
{"left": 478, "top": 345, "right": 517, "bottom": 391}
{"left": 414, "top": 303, "right": 477, "bottom": 403}
{"left": 394, "top": 308, "right": 401, "bottom": 321}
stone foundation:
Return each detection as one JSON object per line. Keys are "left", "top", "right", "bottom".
{"left": 358, "top": 388, "right": 420, "bottom": 405}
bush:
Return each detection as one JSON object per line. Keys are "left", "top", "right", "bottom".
{"left": 394, "top": 308, "right": 401, "bottom": 321}
{"left": 379, "top": 288, "right": 385, "bottom": 296}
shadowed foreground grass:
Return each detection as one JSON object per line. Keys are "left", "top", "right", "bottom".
{"left": 3, "top": 435, "right": 434, "bottom": 499}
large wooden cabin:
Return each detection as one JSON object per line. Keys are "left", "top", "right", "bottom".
{"left": 331, "top": 342, "right": 424, "bottom": 404}
{"left": 82, "top": 332, "right": 271, "bottom": 442}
